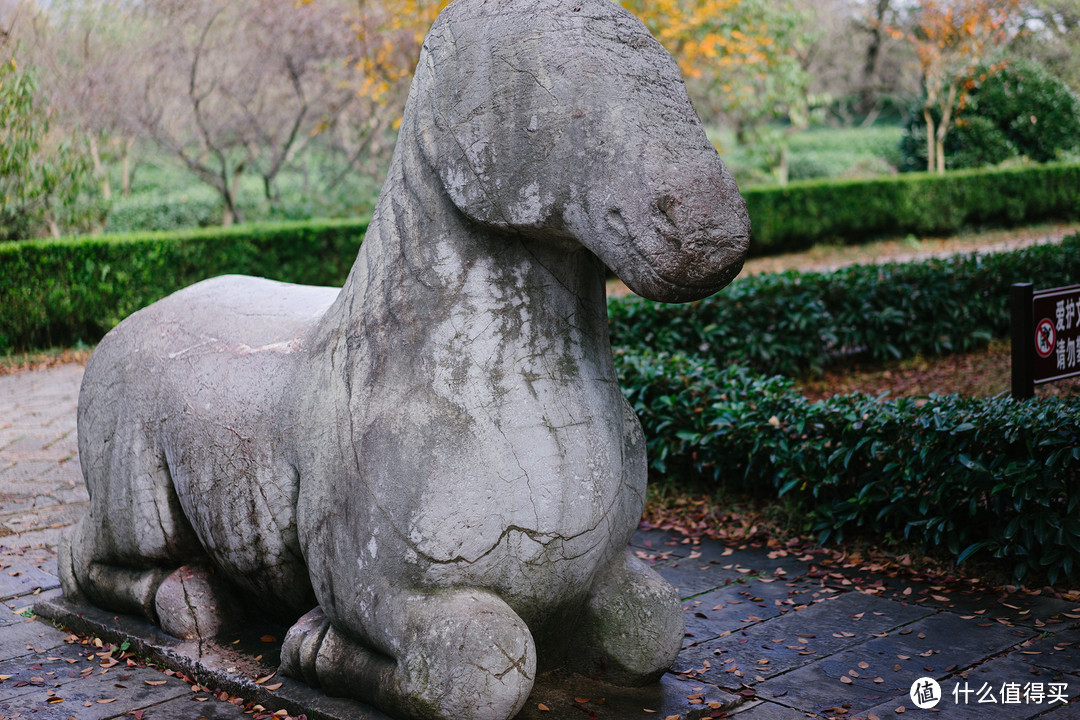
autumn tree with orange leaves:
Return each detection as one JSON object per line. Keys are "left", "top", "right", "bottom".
{"left": 901, "top": 0, "right": 1022, "bottom": 173}
{"left": 623, "top": 0, "right": 814, "bottom": 133}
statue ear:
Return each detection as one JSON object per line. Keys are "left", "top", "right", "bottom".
{"left": 412, "top": 13, "right": 562, "bottom": 228}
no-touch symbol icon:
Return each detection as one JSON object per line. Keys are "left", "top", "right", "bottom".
{"left": 1035, "top": 318, "right": 1056, "bottom": 358}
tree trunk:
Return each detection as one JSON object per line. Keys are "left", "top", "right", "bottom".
{"left": 121, "top": 138, "right": 133, "bottom": 196}
{"left": 934, "top": 84, "right": 958, "bottom": 174}
{"left": 923, "top": 107, "right": 936, "bottom": 173}
{"left": 777, "top": 141, "right": 789, "bottom": 186}
{"left": 221, "top": 164, "right": 245, "bottom": 226}
{"left": 859, "top": 0, "right": 890, "bottom": 118}
{"left": 89, "top": 135, "right": 111, "bottom": 201}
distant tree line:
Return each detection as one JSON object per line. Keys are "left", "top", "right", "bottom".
{"left": 0, "top": 0, "right": 1077, "bottom": 239}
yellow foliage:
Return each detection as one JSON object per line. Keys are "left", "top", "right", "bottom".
{"left": 325, "top": 0, "right": 807, "bottom": 128}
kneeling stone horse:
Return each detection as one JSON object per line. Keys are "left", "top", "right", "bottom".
{"left": 60, "top": 1, "right": 750, "bottom": 718}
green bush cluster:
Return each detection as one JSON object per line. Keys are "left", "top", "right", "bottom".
{"left": 103, "top": 173, "right": 382, "bottom": 234}
{"left": 104, "top": 188, "right": 225, "bottom": 233}
{"left": 0, "top": 218, "right": 368, "bottom": 352}
{"left": 900, "top": 60, "right": 1080, "bottom": 172}
{"left": 610, "top": 235, "right": 1080, "bottom": 376}
{"left": 784, "top": 126, "right": 904, "bottom": 182}
{"left": 0, "top": 58, "right": 101, "bottom": 241}
{"left": 616, "top": 350, "right": 1080, "bottom": 583}
{"left": 743, "top": 162, "right": 1080, "bottom": 254}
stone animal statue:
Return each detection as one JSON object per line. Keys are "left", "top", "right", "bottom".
{"left": 59, "top": 1, "right": 750, "bottom": 718}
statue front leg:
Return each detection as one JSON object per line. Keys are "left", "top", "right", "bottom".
{"left": 280, "top": 587, "right": 536, "bottom": 720}
{"left": 571, "top": 548, "right": 684, "bottom": 686}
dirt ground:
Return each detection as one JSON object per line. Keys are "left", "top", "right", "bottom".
{"left": 795, "top": 338, "right": 1080, "bottom": 401}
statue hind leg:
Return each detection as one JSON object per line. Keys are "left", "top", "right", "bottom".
{"left": 281, "top": 586, "right": 536, "bottom": 720}
{"left": 61, "top": 413, "right": 242, "bottom": 639}
{"left": 561, "top": 398, "right": 685, "bottom": 685}
{"left": 568, "top": 548, "right": 685, "bottom": 685}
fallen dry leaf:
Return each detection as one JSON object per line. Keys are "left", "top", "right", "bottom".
{"left": 537, "top": 704, "right": 549, "bottom": 712}
{"left": 265, "top": 682, "right": 283, "bottom": 691}
{"left": 145, "top": 679, "right": 167, "bottom": 686}
{"left": 260, "top": 635, "right": 277, "bottom": 643}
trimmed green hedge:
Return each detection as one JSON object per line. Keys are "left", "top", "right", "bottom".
{"left": 744, "top": 162, "right": 1080, "bottom": 254}
{"left": 0, "top": 218, "right": 368, "bottom": 352}
{"left": 617, "top": 350, "right": 1080, "bottom": 583}
{"left": 610, "top": 234, "right": 1080, "bottom": 376}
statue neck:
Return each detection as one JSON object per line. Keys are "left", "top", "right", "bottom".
{"left": 317, "top": 142, "right": 615, "bottom": 382}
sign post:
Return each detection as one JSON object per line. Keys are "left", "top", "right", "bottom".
{"left": 1012, "top": 282, "right": 1080, "bottom": 400}
{"left": 1011, "top": 283, "right": 1034, "bottom": 400}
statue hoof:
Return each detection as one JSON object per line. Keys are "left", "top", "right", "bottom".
{"left": 280, "top": 606, "right": 330, "bottom": 687}
{"left": 154, "top": 566, "right": 242, "bottom": 639}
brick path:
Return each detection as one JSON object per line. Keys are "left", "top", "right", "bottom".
{"left": 2, "top": 364, "right": 1079, "bottom": 719}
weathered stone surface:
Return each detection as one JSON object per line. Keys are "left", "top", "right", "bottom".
{"left": 59, "top": 1, "right": 749, "bottom": 719}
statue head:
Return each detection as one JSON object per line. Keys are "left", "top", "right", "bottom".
{"left": 407, "top": 0, "right": 750, "bottom": 302}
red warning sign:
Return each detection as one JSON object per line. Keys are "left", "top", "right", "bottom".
{"left": 1032, "top": 284, "right": 1080, "bottom": 385}
{"left": 1035, "top": 318, "right": 1056, "bottom": 358}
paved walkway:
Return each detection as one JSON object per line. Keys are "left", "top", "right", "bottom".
{"left": 1, "top": 364, "right": 1079, "bottom": 719}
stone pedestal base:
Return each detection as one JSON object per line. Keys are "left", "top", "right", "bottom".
{"left": 33, "top": 596, "right": 741, "bottom": 720}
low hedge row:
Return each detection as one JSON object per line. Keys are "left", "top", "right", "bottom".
{"left": 616, "top": 350, "right": 1080, "bottom": 583}
{"left": 744, "top": 162, "right": 1080, "bottom": 254}
{"left": 0, "top": 218, "right": 368, "bottom": 352}
{"left": 610, "top": 234, "right": 1080, "bottom": 376}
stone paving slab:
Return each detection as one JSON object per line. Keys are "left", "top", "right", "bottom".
{"left": 3, "top": 363, "right": 1080, "bottom": 720}
{"left": 679, "top": 592, "right": 934, "bottom": 688}
{"left": 0, "top": 564, "right": 59, "bottom": 603}
{"left": 677, "top": 581, "right": 819, "bottom": 652}
{"left": 1018, "top": 626, "right": 1080, "bottom": 679}
{"left": 861, "top": 650, "right": 1075, "bottom": 719}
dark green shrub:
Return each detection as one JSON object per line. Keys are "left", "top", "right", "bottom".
{"left": 742, "top": 163, "right": 1080, "bottom": 254}
{"left": 973, "top": 60, "right": 1080, "bottom": 163}
{"left": 0, "top": 218, "right": 368, "bottom": 352}
{"left": 610, "top": 235, "right": 1080, "bottom": 376}
{"left": 616, "top": 350, "right": 1080, "bottom": 584}
{"left": 900, "top": 60, "right": 1080, "bottom": 171}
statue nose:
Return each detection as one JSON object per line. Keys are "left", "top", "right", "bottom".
{"left": 649, "top": 174, "right": 749, "bottom": 292}
{"left": 655, "top": 165, "right": 750, "bottom": 247}
{"left": 654, "top": 190, "right": 717, "bottom": 245}
{"left": 657, "top": 194, "right": 680, "bottom": 225}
